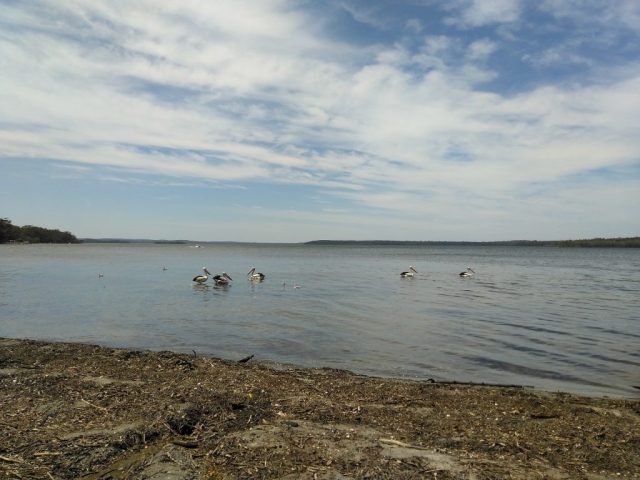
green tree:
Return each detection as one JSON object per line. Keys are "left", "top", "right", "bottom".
{"left": 0, "top": 218, "right": 19, "bottom": 243}
{"left": 0, "top": 217, "right": 82, "bottom": 244}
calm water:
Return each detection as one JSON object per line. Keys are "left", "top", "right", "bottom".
{"left": 1, "top": 243, "right": 639, "bottom": 397}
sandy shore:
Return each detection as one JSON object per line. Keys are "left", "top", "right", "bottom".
{"left": 1, "top": 338, "right": 638, "bottom": 479}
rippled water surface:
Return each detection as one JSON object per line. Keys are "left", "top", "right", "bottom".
{"left": 1, "top": 243, "right": 639, "bottom": 397}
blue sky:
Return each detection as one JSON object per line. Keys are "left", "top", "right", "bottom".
{"left": 1, "top": 0, "right": 639, "bottom": 242}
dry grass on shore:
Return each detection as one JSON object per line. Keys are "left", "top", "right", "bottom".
{"left": 1, "top": 338, "right": 639, "bottom": 479}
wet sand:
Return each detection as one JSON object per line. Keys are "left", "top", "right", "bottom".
{"left": 1, "top": 338, "right": 638, "bottom": 479}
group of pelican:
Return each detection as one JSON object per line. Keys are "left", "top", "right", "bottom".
{"left": 192, "top": 267, "right": 234, "bottom": 286}
{"left": 193, "top": 267, "right": 265, "bottom": 286}
{"left": 400, "top": 266, "right": 476, "bottom": 278}
{"left": 193, "top": 265, "right": 475, "bottom": 286}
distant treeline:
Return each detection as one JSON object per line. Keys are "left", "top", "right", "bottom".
{"left": 82, "top": 239, "right": 190, "bottom": 244}
{"left": 0, "top": 218, "right": 81, "bottom": 244}
{"left": 81, "top": 239, "right": 132, "bottom": 243}
{"left": 305, "top": 237, "right": 640, "bottom": 248}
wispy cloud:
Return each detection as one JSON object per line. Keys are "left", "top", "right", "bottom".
{"left": 1, "top": 1, "right": 639, "bottom": 240}
{"left": 443, "top": 0, "right": 523, "bottom": 28}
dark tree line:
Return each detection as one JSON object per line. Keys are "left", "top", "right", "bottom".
{"left": 306, "top": 237, "right": 640, "bottom": 248}
{"left": 0, "top": 218, "right": 81, "bottom": 244}
{"left": 551, "top": 237, "right": 640, "bottom": 248}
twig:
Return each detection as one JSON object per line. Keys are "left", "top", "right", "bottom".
{"left": 172, "top": 440, "right": 199, "bottom": 449}
{"left": 81, "top": 398, "right": 108, "bottom": 412}
{"left": 0, "top": 455, "right": 23, "bottom": 464}
{"left": 379, "top": 438, "right": 429, "bottom": 450}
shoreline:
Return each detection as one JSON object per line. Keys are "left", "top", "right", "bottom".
{"left": 1, "top": 337, "right": 639, "bottom": 479}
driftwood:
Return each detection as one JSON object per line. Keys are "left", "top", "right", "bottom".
{"left": 424, "top": 379, "right": 527, "bottom": 389}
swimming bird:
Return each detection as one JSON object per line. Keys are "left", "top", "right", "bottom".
{"left": 163, "top": 267, "right": 167, "bottom": 271}
{"left": 213, "top": 272, "right": 233, "bottom": 285}
{"left": 98, "top": 273, "right": 104, "bottom": 277}
{"left": 247, "top": 267, "right": 265, "bottom": 281}
{"left": 193, "top": 267, "right": 212, "bottom": 284}
{"left": 459, "top": 267, "right": 475, "bottom": 277}
{"left": 400, "top": 266, "right": 418, "bottom": 277}
{"left": 293, "top": 285, "right": 300, "bottom": 290}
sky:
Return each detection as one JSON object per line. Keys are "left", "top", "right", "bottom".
{"left": 1, "top": 0, "right": 639, "bottom": 242}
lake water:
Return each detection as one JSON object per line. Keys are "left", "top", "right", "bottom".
{"left": 1, "top": 243, "right": 639, "bottom": 398}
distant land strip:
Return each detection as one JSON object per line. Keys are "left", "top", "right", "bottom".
{"left": 305, "top": 237, "right": 640, "bottom": 248}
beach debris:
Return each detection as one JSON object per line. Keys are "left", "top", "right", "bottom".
{"left": 238, "top": 354, "right": 254, "bottom": 363}
{"left": 2, "top": 338, "right": 639, "bottom": 480}
{"left": 172, "top": 440, "right": 199, "bottom": 449}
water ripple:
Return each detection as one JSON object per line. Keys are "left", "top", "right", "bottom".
{"left": 1, "top": 243, "right": 639, "bottom": 397}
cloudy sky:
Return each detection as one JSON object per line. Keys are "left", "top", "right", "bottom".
{"left": 1, "top": 0, "right": 639, "bottom": 242}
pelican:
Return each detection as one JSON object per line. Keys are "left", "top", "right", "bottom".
{"left": 193, "top": 267, "right": 211, "bottom": 284}
{"left": 213, "top": 272, "right": 233, "bottom": 285}
{"left": 459, "top": 267, "right": 475, "bottom": 277}
{"left": 247, "top": 267, "right": 265, "bottom": 281}
{"left": 162, "top": 267, "right": 167, "bottom": 271}
{"left": 400, "top": 266, "right": 418, "bottom": 277}
{"left": 98, "top": 273, "right": 104, "bottom": 277}
{"left": 293, "top": 285, "right": 300, "bottom": 290}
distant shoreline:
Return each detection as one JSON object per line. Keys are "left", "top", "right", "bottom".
{"left": 305, "top": 237, "right": 640, "bottom": 248}
{"left": 71, "top": 237, "right": 640, "bottom": 248}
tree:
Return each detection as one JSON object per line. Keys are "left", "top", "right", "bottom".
{"left": 0, "top": 217, "right": 82, "bottom": 243}
{"left": 0, "top": 218, "right": 18, "bottom": 243}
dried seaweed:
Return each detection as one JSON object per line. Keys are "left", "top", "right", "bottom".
{"left": 1, "top": 338, "right": 638, "bottom": 479}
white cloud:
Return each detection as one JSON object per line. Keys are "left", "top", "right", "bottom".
{"left": 1, "top": 0, "right": 639, "bottom": 240}
{"left": 466, "top": 39, "right": 498, "bottom": 61}
{"left": 443, "top": 0, "right": 522, "bottom": 28}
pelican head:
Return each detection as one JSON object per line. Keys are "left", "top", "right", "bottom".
{"left": 410, "top": 266, "right": 417, "bottom": 273}
{"left": 204, "top": 267, "right": 212, "bottom": 276}
{"left": 247, "top": 267, "right": 256, "bottom": 276}
{"left": 467, "top": 267, "right": 475, "bottom": 274}
{"left": 223, "top": 272, "right": 232, "bottom": 281}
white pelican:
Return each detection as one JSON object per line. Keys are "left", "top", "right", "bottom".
{"left": 459, "top": 267, "right": 475, "bottom": 277}
{"left": 213, "top": 272, "right": 233, "bottom": 285}
{"left": 400, "top": 266, "right": 417, "bottom": 277}
{"left": 193, "top": 267, "right": 211, "bottom": 284}
{"left": 247, "top": 267, "right": 265, "bottom": 281}
{"left": 293, "top": 285, "right": 300, "bottom": 290}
